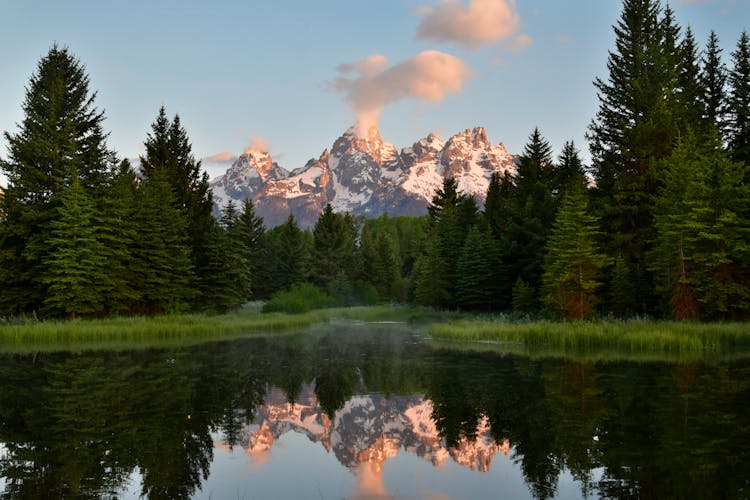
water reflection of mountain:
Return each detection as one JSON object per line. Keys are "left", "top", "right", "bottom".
{"left": 1, "top": 331, "right": 749, "bottom": 499}
{"left": 229, "top": 384, "right": 510, "bottom": 476}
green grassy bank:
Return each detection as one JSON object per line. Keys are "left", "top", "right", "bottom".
{"left": 428, "top": 319, "right": 750, "bottom": 358}
{"left": 0, "top": 306, "right": 420, "bottom": 352}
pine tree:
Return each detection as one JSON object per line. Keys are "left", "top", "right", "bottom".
{"left": 42, "top": 172, "right": 110, "bottom": 318}
{"left": 648, "top": 133, "right": 703, "bottom": 319}
{"left": 129, "top": 171, "right": 194, "bottom": 314}
{"left": 359, "top": 225, "right": 400, "bottom": 301}
{"left": 689, "top": 138, "right": 750, "bottom": 319}
{"left": 311, "top": 204, "right": 358, "bottom": 288}
{"left": 413, "top": 232, "right": 450, "bottom": 308}
{"left": 542, "top": 183, "right": 609, "bottom": 320}
{"left": 258, "top": 214, "right": 311, "bottom": 296}
{"left": 555, "top": 141, "right": 587, "bottom": 196}
{"left": 727, "top": 31, "right": 750, "bottom": 167}
{"left": 97, "top": 159, "right": 140, "bottom": 314}
{"left": 587, "top": 0, "right": 684, "bottom": 314}
{"left": 700, "top": 30, "right": 727, "bottom": 134}
{"left": 456, "top": 226, "right": 502, "bottom": 310}
{"left": 0, "top": 45, "right": 114, "bottom": 314}
{"left": 506, "top": 128, "right": 557, "bottom": 299}
{"left": 676, "top": 27, "right": 705, "bottom": 134}
{"left": 139, "top": 106, "right": 215, "bottom": 308}
{"left": 230, "top": 199, "right": 266, "bottom": 300}
{"left": 418, "top": 177, "right": 478, "bottom": 308}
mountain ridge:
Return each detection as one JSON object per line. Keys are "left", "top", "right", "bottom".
{"left": 210, "top": 126, "right": 516, "bottom": 227}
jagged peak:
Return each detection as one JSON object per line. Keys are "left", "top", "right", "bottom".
{"left": 318, "top": 149, "right": 329, "bottom": 162}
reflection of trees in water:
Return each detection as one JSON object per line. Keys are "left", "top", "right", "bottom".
{"left": 0, "top": 333, "right": 749, "bottom": 499}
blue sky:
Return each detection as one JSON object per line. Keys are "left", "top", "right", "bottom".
{"left": 1, "top": 0, "right": 748, "bottom": 185}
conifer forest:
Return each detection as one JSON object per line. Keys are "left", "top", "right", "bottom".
{"left": 1, "top": 0, "right": 749, "bottom": 322}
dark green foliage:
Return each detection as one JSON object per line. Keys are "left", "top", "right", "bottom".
{"left": 700, "top": 30, "right": 727, "bottom": 133}
{"left": 229, "top": 199, "right": 266, "bottom": 300}
{"left": 413, "top": 232, "right": 450, "bottom": 308}
{"left": 262, "top": 283, "right": 334, "bottom": 313}
{"left": 649, "top": 130, "right": 750, "bottom": 320}
{"left": 359, "top": 225, "right": 401, "bottom": 301}
{"left": 0, "top": 45, "right": 114, "bottom": 315}
{"left": 727, "top": 31, "right": 750, "bottom": 167}
{"left": 554, "top": 141, "right": 586, "bottom": 197}
{"left": 586, "top": 0, "right": 713, "bottom": 315}
{"left": 129, "top": 172, "right": 194, "bottom": 314}
{"left": 512, "top": 278, "right": 537, "bottom": 315}
{"left": 311, "top": 204, "right": 358, "bottom": 287}
{"left": 456, "top": 226, "right": 503, "bottom": 311}
{"left": 506, "top": 128, "right": 558, "bottom": 298}
{"left": 256, "top": 214, "right": 311, "bottom": 297}
{"left": 42, "top": 173, "right": 110, "bottom": 318}
{"left": 139, "top": 106, "right": 215, "bottom": 309}
{"left": 542, "top": 183, "right": 609, "bottom": 320}
{"left": 610, "top": 256, "right": 638, "bottom": 318}
{"left": 414, "top": 177, "right": 478, "bottom": 309}
{"left": 649, "top": 133, "right": 704, "bottom": 318}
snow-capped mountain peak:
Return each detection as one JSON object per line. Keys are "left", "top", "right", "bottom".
{"left": 210, "top": 126, "right": 516, "bottom": 227}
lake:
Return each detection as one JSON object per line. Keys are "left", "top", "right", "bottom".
{"left": 1, "top": 322, "right": 748, "bottom": 499}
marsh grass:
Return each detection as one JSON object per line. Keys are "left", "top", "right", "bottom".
{"left": 0, "top": 305, "right": 417, "bottom": 352}
{"left": 428, "top": 319, "right": 750, "bottom": 359}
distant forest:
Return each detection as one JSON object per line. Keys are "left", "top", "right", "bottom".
{"left": 1, "top": 0, "right": 749, "bottom": 321}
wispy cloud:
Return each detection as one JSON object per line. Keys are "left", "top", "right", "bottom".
{"left": 332, "top": 50, "right": 470, "bottom": 135}
{"left": 203, "top": 151, "right": 236, "bottom": 164}
{"left": 416, "top": 0, "right": 529, "bottom": 49}
{"left": 244, "top": 136, "right": 271, "bottom": 154}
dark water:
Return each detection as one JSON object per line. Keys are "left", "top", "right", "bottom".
{"left": 0, "top": 323, "right": 748, "bottom": 499}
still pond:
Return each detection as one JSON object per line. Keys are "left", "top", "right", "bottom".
{"left": 1, "top": 322, "right": 748, "bottom": 499}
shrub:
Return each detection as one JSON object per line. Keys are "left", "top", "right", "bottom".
{"left": 262, "top": 283, "right": 335, "bottom": 313}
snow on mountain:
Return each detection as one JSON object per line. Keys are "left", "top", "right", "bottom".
{"left": 210, "top": 148, "right": 288, "bottom": 210}
{"left": 209, "top": 126, "right": 516, "bottom": 227}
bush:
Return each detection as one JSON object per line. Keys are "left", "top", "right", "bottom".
{"left": 262, "top": 283, "right": 335, "bottom": 313}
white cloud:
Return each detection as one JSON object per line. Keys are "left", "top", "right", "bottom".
{"left": 333, "top": 50, "right": 470, "bottom": 135}
{"left": 416, "top": 0, "right": 528, "bottom": 49}
{"left": 203, "top": 151, "right": 236, "bottom": 163}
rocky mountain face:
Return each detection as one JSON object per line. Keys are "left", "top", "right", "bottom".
{"left": 210, "top": 126, "right": 516, "bottom": 227}
{"left": 220, "top": 384, "right": 511, "bottom": 485}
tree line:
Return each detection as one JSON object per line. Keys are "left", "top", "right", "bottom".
{"left": 1, "top": 0, "right": 749, "bottom": 320}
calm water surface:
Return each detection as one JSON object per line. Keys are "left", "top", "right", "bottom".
{"left": 1, "top": 323, "right": 748, "bottom": 499}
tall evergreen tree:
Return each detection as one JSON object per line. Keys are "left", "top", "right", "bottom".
{"left": 0, "top": 45, "right": 115, "bottom": 314}
{"left": 689, "top": 139, "right": 750, "bottom": 319}
{"left": 456, "top": 226, "right": 503, "bottom": 311}
{"left": 311, "top": 204, "right": 358, "bottom": 288}
{"left": 506, "top": 128, "right": 557, "bottom": 300}
{"left": 676, "top": 27, "right": 706, "bottom": 134}
{"left": 649, "top": 133, "right": 703, "bottom": 319}
{"left": 542, "top": 183, "right": 609, "bottom": 320}
{"left": 129, "top": 171, "right": 194, "bottom": 314}
{"left": 231, "top": 199, "right": 266, "bottom": 300}
{"left": 587, "top": 0, "right": 684, "bottom": 314}
{"left": 700, "top": 30, "right": 727, "bottom": 133}
{"left": 555, "top": 141, "right": 587, "bottom": 196}
{"left": 95, "top": 159, "right": 140, "bottom": 314}
{"left": 42, "top": 172, "right": 110, "bottom": 318}
{"left": 139, "top": 106, "right": 215, "bottom": 308}
{"left": 727, "top": 30, "right": 750, "bottom": 167}
{"left": 257, "top": 214, "right": 311, "bottom": 297}
{"left": 415, "top": 177, "right": 478, "bottom": 309}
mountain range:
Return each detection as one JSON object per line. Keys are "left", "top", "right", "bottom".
{"left": 210, "top": 126, "right": 516, "bottom": 227}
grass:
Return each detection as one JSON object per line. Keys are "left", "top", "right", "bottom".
{"left": 3, "top": 304, "right": 748, "bottom": 362}
{"left": 0, "top": 305, "right": 419, "bottom": 353}
{"left": 428, "top": 319, "right": 750, "bottom": 360}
